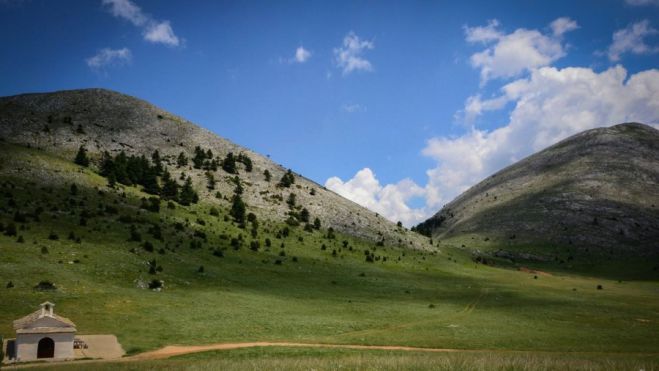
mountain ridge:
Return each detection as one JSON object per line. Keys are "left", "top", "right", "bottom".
{"left": 416, "top": 122, "right": 659, "bottom": 258}
{"left": 0, "top": 88, "right": 427, "bottom": 249}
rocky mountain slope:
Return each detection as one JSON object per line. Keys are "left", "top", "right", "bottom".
{"left": 0, "top": 88, "right": 425, "bottom": 249}
{"left": 416, "top": 123, "right": 659, "bottom": 257}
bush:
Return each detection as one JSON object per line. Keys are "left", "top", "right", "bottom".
{"left": 143, "top": 241, "right": 154, "bottom": 252}
{"left": 597, "top": 285, "right": 603, "bottom": 290}
{"left": 48, "top": 231, "right": 59, "bottom": 240}
{"left": 148, "top": 279, "right": 163, "bottom": 290}
{"left": 34, "top": 281, "right": 56, "bottom": 291}
{"left": 250, "top": 240, "right": 260, "bottom": 251}
{"left": 6, "top": 281, "right": 14, "bottom": 288}
{"left": 213, "top": 249, "right": 224, "bottom": 257}
{"left": 197, "top": 265, "right": 204, "bottom": 273}
{"left": 209, "top": 207, "right": 220, "bottom": 217}
{"left": 4, "top": 223, "right": 16, "bottom": 237}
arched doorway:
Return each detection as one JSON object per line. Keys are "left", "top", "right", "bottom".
{"left": 37, "top": 337, "right": 55, "bottom": 358}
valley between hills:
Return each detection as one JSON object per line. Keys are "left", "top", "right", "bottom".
{"left": 0, "top": 89, "right": 658, "bottom": 370}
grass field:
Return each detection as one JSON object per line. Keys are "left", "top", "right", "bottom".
{"left": 1, "top": 143, "right": 658, "bottom": 369}
{"left": 29, "top": 347, "right": 659, "bottom": 370}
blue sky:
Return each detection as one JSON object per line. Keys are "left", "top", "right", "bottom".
{"left": 1, "top": 0, "right": 658, "bottom": 225}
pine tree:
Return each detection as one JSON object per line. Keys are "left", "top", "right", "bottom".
{"left": 206, "top": 172, "right": 216, "bottom": 190}
{"left": 278, "top": 169, "right": 295, "bottom": 187}
{"left": 179, "top": 176, "right": 198, "bottom": 206}
{"left": 160, "top": 169, "right": 179, "bottom": 201}
{"left": 300, "top": 208, "right": 310, "bottom": 223}
{"left": 264, "top": 169, "right": 271, "bottom": 182}
{"left": 230, "top": 194, "right": 246, "bottom": 224}
{"left": 74, "top": 146, "right": 90, "bottom": 167}
{"left": 177, "top": 152, "right": 188, "bottom": 167}
{"left": 151, "top": 150, "right": 163, "bottom": 175}
{"left": 142, "top": 166, "right": 160, "bottom": 195}
{"left": 222, "top": 152, "right": 237, "bottom": 174}
{"left": 313, "top": 217, "right": 321, "bottom": 230}
{"left": 192, "top": 146, "right": 206, "bottom": 169}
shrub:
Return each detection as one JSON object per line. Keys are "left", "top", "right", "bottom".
{"left": 213, "top": 249, "right": 224, "bottom": 257}
{"left": 143, "top": 241, "right": 154, "bottom": 252}
{"left": 48, "top": 231, "right": 59, "bottom": 240}
{"left": 41, "top": 246, "right": 49, "bottom": 254}
{"left": 70, "top": 183, "right": 79, "bottom": 196}
{"left": 34, "top": 281, "right": 56, "bottom": 291}
{"left": 4, "top": 223, "right": 17, "bottom": 237}
{"left": 250, "top": 240, "right": 260, "bottom": 251}
{"left": 597, "top": 285, "right": 603, "bottom": 290}
{"left": 209, "top": 207, "right": 220, "bottom": 217}
{"left": 263, "top": 169, "right": 271, "bottom": 182}
{"left": 197, "top": 266, "right": 204, "bottom": 273}
{"left": 265, "top": 238, "right": 271, "bottom": 247}
{"left": 6, "top": 281, "right": 14, "bottom": 288}
{"left": 148, "top": 279, "right": 163, "bottom": 290}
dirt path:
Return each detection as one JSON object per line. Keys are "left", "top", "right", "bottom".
{"left": 129, "top": 341, "right": 466, "bottom": 361}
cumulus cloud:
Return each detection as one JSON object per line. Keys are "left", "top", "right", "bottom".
{"left": 327, "top": 66, "right": 659, "bottom": 225}
{"left": 325, "top": 168, "right": 427, "bottom": 226}
{"left": 465, "top": 18, "right": 577, "bottom": 84}
{"left": 86, "top": 47, "right": 132, "bottom": 69}
{"left": 607, "top": 20, "right": 658, "bottom": 61}
{"left": 550, "top": 17, "right": 579, "bottom": 36}
{"left": 334, "top": 32, "right": 375, "bottom": 75}
{"left": 102, "top": 0, "right": 180, "bottom": 46}
{"left": 424, "top": 65, "right": 659, "bottom": 206}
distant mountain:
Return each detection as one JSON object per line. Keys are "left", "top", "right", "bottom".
{"left": 415, "top": 123, "right": 659, "bottom": 258}
{"left": 0, "top": 88, "right": 424, "bottom": 249}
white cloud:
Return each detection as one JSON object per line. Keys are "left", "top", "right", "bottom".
{"left": 464, "top": 19, "right": 502, "bottom": 43}
{"left": 465, "top": 18, "right": 576, "bottom": 84}
{"left": 550, "top": 17, "right": 579, "bottom": 36}
{"left": 607, "top": 20, "right": 658, "bottom": 61}
{"left": 326, "top": 66, "right": 659, "bottom": 226}
{"left": 102, "top": 0, "right": 146, "bottom": 26}
{"left": 341, "top": 103, "right": 366, "bottom": 113}
{"left": 102, "top": 0, "right": 180, "bottom": 46}
{"left": 334, "top": 32, "right": 375, "bottom": 75}
{"left": 86, "top": 47, "right": 132, "bottom": 69}
{"left": 423, "top": 65, "right": 659, "bottom": 206}
{"left": 325, "top": 168, "right": 427, "bottom": 227}
{"left": 144, "top": 21, "right": 179, "bottom": 46}
{"left": 625, "top": 0, "right": 659, "bottom": 6}
{"left": 294, "top": 46, "right": 311, "bottom": 63}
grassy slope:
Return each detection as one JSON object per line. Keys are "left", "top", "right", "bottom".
{"left": 0, "top": 143, "right": 658, "bottom": 367}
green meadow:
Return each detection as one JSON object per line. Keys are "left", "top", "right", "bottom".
{"left": 1, "top": 143, "right": 658, "bottom": 369}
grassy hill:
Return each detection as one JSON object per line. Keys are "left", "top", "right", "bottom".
{"left": 415, "top": 123, "right": 659, "bottom": 278}
{"left": 0, "top": 90, "right": 658, "bottom": 369}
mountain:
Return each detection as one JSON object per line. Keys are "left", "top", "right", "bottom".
{"left": 0, "top": 88, "right": 425, "bottom": 249}
{"left": 415, "top": 123, "right": 659, "bottom": 260}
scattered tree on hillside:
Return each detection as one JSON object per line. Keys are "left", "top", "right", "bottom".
{"left": 313, "top": 217, "right": 321, "bottom": 230}
{"left": 230, "top": 194, "right": 246, "bottom": 224}
{"left": 151, "top": 150, "right": 163, "bottom": 175}
{"left": 177, "top": 152, "right": 188, "bottom": 167}
{"left": 263, "top": 169, "right": 271, "bottom": 182}
{"left": 222, "top": 152, "right": 237, "bottom": 174}
{"left": 206, "top": 172, "right": 216, "bottom": 190}
{"left": 160, "top": 169, "right": 179, "bottom": 201}
{"left": 300, "top": 208, "right": 310, "bottom": 223}
{"left": 278, "top": 169, "right": 295, "bottom": 187}
{"left": 74, "top": 146, "right": 90, "bottom": 167}
{"left": 237, "top": 153, "right": 253, "bottom": 172}
{"left": 179, "top": 176, "right": 199, "bottom": 206}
